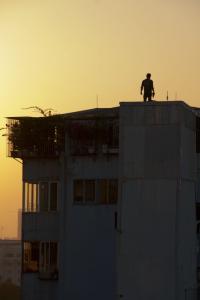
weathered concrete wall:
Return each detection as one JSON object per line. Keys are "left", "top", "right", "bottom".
{"left": 23, "top": 159, "right": 60, "bottom": 181}
{"left": 21, "top": 101, "right": 198, "bottom": 300}
{"left": 118, "top": 102, "right": 197, "bottom": 300}
{"left": 22, "top": 274, "right": 58, "bottom": 300}
{"left": 63, "top": 206, "right": 117, "bottom": 300}
{"left": 22, "top": 160, "right": 60, "bottom": 241}
{"left": 22, "top": 159, "right": 60, "bottom": 300}
{"left": 22, "top": 143, "right": 118, "bottom": 300}
{"left": 118, "top": 179, "right": 177, "bottom": 300}
{"left": 23, "top": 213, "right": 59, "bottom": 240}
{"left": 58, "top": 156, "right": 118, "bottom": 300}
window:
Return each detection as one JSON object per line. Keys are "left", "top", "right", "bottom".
{"left": 197, "top": 267, "right": 200, "bottom": 283}
{"left": 108, "top": 179, "right": 118, "bottom": 204}
{"left": 50, "top": 183, "right": 58, "bottom": 211}
{"left": 24, "top": 183, "right": 38, "bottom": 212}
{"left": 74, "top": 180, "right": 95, "bottom": 203}
{"left": 73, "top": 179, "right": 118, "bottom": 204}
{"left": 23, "top": 241, "right": 58, "bottom": 279}
{"left": 97, "top": 179, "right": 118, "bottom": 204}
{"left": 196, "top": 203, "right": 200, "bottom": 221}
{"left": 97, "top": 179, "right": 107, "bottom": 204}
{"left": 197, "top": 223, "right": 200, "bottom": 234}
{"left": 40, "top": 242, "right": 58, "bottom": 275}
{"left": 74, "top": 180, "right": 84, "bottom": 202}
{"left": 85, "top": 180, "right": 95, "bottom": 202}
{"left": 23, "top": 182, "right": 58, "bottom": 212}
{"left": 40, "top": 182, "right": 48, "bottom": 211}
{"left": 23, "top": 242, "right": 39, "bottom": 272}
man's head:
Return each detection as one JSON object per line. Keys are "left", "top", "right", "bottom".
{"left": 146, "top": 73, "right": 151, "bottom": 79}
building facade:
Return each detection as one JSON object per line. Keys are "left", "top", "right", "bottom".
{"left": 0, "top": 240, "right": 21, "bottom": 286}
{"left": 7, "top": 101, "right": 200, "bottom": 300}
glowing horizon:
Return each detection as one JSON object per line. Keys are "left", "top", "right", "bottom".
{"left": 0, "top": 0, "right": 200, "bottom": 237}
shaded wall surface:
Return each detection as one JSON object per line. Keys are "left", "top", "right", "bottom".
{"left": 59, "top": 156, "right": 118, "bottom": 300}
{"left": 21, "top": 101, "right": 198, "bottom": 300}
{"left": 118, "top": 102, "right": 197, "bottom": 300}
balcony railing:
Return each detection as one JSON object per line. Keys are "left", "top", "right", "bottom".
{"left": 68, "top": 119, "right": 119, "bottom": 156}
{"left": 7, "top": 117, "right": 65, "bottom": 159}
{"left": 7, "top": 112, "right": 119, "bottom": 158}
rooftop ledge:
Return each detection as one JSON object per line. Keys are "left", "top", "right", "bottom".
{"left": 120, "top": 100, "right": 191, "bottom": 108}
{"left": 6, "top": 100, "right": 200, "bottom": 159}
{"left": 7, "top": 100, "right": 199, "bottom": 121}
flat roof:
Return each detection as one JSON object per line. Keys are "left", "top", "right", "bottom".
{"left": 7, "top": 100, "right": 199, "bottom": 120}
{"left": 7, "top": 107, "right": 119, "bottom": 121}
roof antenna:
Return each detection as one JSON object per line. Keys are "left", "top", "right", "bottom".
{"left": 166, "top": 91, "right": 169, "bottom": 101}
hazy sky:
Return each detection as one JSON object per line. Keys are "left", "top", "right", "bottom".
{"left": 0, "top": 0, "right": 200, "bottom": 237}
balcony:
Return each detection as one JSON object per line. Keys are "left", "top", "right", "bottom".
{"left": 7, "top": 108, "right": 119, "bottom": 158}
{"left": 68, "top": 118, "right": 119, "bottom": 156}
{"left": 7, "top": 116, "right": 65, "bottom": 159}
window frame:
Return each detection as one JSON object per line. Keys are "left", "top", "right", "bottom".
{"left": 23, "top": 181, "right": 59, "bottom": 213}
{"left": 23, "top": 241, "right": 59, "bottom": 278}
{"left": 73, "top": 179, "right": 118, "bottom": 205}
{"left": 23, "top": 241, "right": 40, "bottom": 273}
{"left": 39, "top": 241, "right": 58, "bottom": 274}
{"left": 196, "top": 203, "right": 200, "bottom": 221}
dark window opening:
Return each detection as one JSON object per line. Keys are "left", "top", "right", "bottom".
{"left": 40, "top": 182, "right": 49, "bottom": 211}
{"left": 97, "top": 180, "right": 108, "bottom": 204}
{"left": 197, "top": 267, "right": 200, "bottom": 283}
{"left": 23, "top": 181, "right": 58, "bottom": 212}
{"left": 74, "top": 180, "right": 84, "bottom": 202}
{"left": 74, "top": 179, "right": 118, "bottom": 205}
{"left": 39, "top": 242, "right": 58, "bottom": 280}
{"left": 23, "top": 241, "right": 58, "bottom": 279}
{"left": 85, "top": 180, "right": 95, "bottom": 202}
{"left": 50, "top": 183, "right": 58, "bottom": 211}
{"left": 50, "top": 242, "right": 58, "bottom": 268}
{"left": 196, "top": 117, "right": 200, "bottom": 153}
{"left": 196, "top": 203, "right": 200, "bottom": 221}
{"left": 197, "top": 223, "right": 200, "bottom": 234}
{"left": 109, "top": 179, "right": 118, "bottom": 204}
{"left": 40, "top": 242, "right": 58, "bottom": 272}
{"left": 23, "top": 242, "right": 39, "bottom": 272}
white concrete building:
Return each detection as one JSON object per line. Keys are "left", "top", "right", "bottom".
{"left": 0, "top": 240, "right": 21, "bottom": 286}
{"left": 7, "top": 101, "right": 200, "bottom": 300}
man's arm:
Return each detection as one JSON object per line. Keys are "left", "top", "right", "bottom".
{"left": 141, "top": 81, "right": 144, "bottom": 95}
{"left": 151, "top": 80, "right": 155, "bottom": 96}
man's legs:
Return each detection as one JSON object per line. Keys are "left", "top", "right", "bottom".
{"left": 144, "top": 94, "right": 152, "bottom": 102}
{"left": 147, "top": 95, "right": 152, "bottom": 101}
{"left": 143, "top": 95, "right": 147, "bottom": 102}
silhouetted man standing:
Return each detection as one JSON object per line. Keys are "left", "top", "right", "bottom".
{"left": 141, "top": 73, "right": 155, "bottom": 102}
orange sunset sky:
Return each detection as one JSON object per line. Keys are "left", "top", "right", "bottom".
{"left": 0, "top": 0, "right": 200, "bottom": 237}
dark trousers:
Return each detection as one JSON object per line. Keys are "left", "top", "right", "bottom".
{"left": 144, "top": 94, "right": 152, "bottom": 102}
